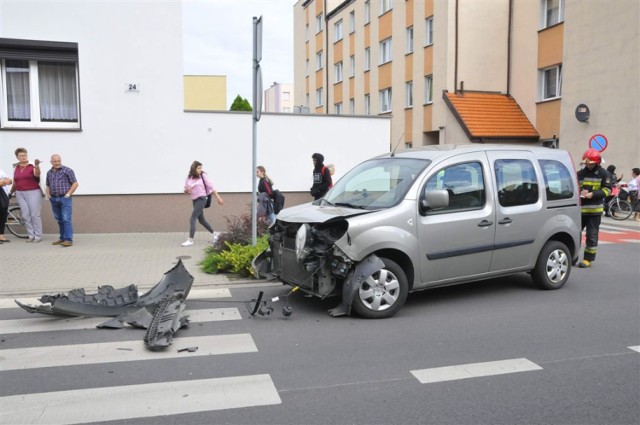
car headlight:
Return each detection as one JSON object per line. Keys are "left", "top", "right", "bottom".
{"left": 295, "top": 224, "right": 312, "bottom": 262}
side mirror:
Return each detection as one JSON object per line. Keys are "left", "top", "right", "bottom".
{"left": 419, "top": 189, "right": 449, "bottom": 215}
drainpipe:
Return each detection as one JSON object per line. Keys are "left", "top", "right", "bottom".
{"left": 507, "top": 0, "right": 513, "bottom": 94}
{"left": 454, "top": 0, "right": 459, "bottom": 92}
{"left": 324, "top": 0, "right": 329, "bottom": 113}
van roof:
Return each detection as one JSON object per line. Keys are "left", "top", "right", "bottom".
{"left": 379, "top": 144, "right": 570, "bottom": 161}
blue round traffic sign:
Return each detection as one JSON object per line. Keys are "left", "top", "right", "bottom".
{"left": 589, "top": 134, "right": 608, "bottom": 152}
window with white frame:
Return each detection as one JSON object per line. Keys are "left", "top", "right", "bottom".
{"left": 380, "top": 88, "right": 392, "bottom": 113}
{"left": 425, "top": 17, "right": 434, "bottom": 46}
{"left": 380, "top": 0, "right": 392, "bottom": 15}
{"left": 316, "top": 87, "right": 324, "bottom": 106}
{"left": 349, "top": 11, "right": 355, "bottom": 33}
{"left": 349, "top": 98, "right": 355, "bottom": 114}
{"left": 335, "top": 20, "right": 343, "bottom": 42}
{"left": 540, "top": 65, "right": 562, "bottom": 100}
{"left": 350, "top": 55, "right": 355, "bottom": 77}
{"left": 282, "top": 92, "right": 291, "bottom": 101}
{"left": 364, "top": 94, "right": 370, "bottom": 115}
{"left": 380, "top": 38, "right": 392, "bottom": 64}
{"left": 283, "top": 107, "right": 291, "bottom": 112}
{"left": 316, "top": 50, "right": 323, "bottom": 70}
{"left": 364, "top": 0, "right": 370, "bottom": 24}
{"left": 541, "top": 0, "right": 564, "bottom": 28}
{"left": 305, "top": 24, "right": 310, "bottom": 42}
{"left": 334, "top": 61, "right": 343, "bottom": 83}
{"left": 364, "top": 48, "right": 371, "bottom": 71}
{"left": 316, "top": 14, "right": 323, "bottom": 33}
{"left": 335, "top": 103, "right": 343, "bottom": 115}
{"left": 405, "top": 81, "right": 413, "bottom": 107}
{"left": 424, "top": 75, "right": 433, "bottom": 104}
{"left": 1, "top": 40, "right": 80, "bottom": 129}
{"left": 406, "top": 27, "right": 414, "bottom": 53}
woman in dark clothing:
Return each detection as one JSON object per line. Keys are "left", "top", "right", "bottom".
{"left": 256, "top": 165, "right": 276, "bottom": 224}
{"left": 310, "top": 153, "right": 332, "bottom": 200}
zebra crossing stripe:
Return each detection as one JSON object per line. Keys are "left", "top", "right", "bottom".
{"left": 0, "top": 288, "right": 232, "bottom": 310}
{"left": 629, "top": 346, "right": 640, "bottom": 353}
{"left": 411, "top": 358, "right": 542, "bottom": 384}
{"left": 0, "top": 334, "right": 257, "bottom": 371}
{"left": 0, "top": 308, "right": 241, "bottom": 334}
{"left": 0, "top": 374, "right": 281, "bottom": 425}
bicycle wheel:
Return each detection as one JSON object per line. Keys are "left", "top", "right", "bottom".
{"left": 6, "top": 206, "right": 29, "bottom": 238}
{"left": 610, "top": 199, "right": 633, "bottom": 221}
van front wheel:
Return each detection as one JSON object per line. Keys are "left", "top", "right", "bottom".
{"left": 352, "top": 257, "right": 408, "bottom": 319}
{"left": 532, "top": 241, "right": 571, "bottom": 290}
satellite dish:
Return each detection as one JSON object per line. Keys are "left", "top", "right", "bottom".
{"left": 575, "top": 104, "right": 590, "bottom": 123}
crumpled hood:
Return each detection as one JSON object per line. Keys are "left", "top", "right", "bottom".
{"left": 276, "top": 202, "right": 372, "bottom": 224}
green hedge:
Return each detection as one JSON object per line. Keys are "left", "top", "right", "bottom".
{"left": 200, "top": 235, "right": 269, "bottom": 278}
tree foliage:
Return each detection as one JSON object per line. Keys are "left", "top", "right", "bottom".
{"left": 229, "top": 95, "right": 253, "bottom": 111}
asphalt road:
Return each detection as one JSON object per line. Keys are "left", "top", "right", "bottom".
{"left": 1, "top": 242, "right": 638, "bottom": 425}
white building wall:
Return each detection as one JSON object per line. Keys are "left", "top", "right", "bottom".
{"left": 1, "top": 1, "right": 390, "bottom": 196}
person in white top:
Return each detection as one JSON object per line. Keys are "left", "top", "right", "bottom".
{"left": 627, "top": 167, "right": 640, "bottom": 221}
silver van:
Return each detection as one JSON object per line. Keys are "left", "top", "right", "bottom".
{"left": 253, "top": 145, "right": 581, "bottom": 318}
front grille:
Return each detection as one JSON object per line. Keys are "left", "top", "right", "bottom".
{"left": 275, "top": 245, "right": 314, "bottom": 287}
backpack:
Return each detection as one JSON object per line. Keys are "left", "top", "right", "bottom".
{"left": 273, "top": 189, "right": 285, "bottom": 214}
{"left": 321, "top": 166, "right": 334, "bottom": 188}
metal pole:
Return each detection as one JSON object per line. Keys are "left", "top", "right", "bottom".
{"left": 252, "top": 17, "right": 258, "bottom": 246}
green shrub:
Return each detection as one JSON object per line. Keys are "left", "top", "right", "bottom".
{"left": 200, "top": 235, "right": 269, "bottom": 277}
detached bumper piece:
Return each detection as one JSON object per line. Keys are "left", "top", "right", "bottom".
{"left": 14, "top": 260, "right": 194, "bottom": 350}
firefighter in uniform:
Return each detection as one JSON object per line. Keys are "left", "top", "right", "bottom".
{"left": 576, "top": 148, "right": 612, "bottom": 268}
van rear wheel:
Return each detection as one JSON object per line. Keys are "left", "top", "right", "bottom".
{"left": 352, "top": 257, "right": 408, "bottom": 319}
{"left": 532, "top": 241, "right": 571, "bottom": 290}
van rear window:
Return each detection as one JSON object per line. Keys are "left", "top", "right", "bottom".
{"left": 539, "top": 160, "right": 574, "bottom": 200}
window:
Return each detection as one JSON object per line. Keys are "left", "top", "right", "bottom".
{"left": 380, "top": 88, "right": 392, "bottom": 113}
{"left": 316, "top": 88, "right": 323, "bottom": 106}
{"left": 542, "top": 0, "right": 564, "bottom": 28}
{"left": 335, "top": 20, "right": 343, "bottom": 41}
{"left": 539, "top": 160, "right": 574, "bottom": 200}
{"left": 540, "top": 65, "right": 562, "bottom": 100}
{"left": 425, "top": 162, "right": 486, "bottom": 212}
{"left": 1, "top": 40, "right": 80, "bottom": 129}
{"left": 380, "top": 0, "right": 392, "bottom": 15}
{"left": 349, "top": 55, "right": 355, "bottom": 77}
{"left": 425, "top": 17, "right": 433, "bottom": 46}
{"left": 305, "top": 24, "right": 310, "bottom": 42}
{"left": 335, "top": 103, "right": 343, "bottom": 115}
{"left": 316, "top": 50, "right": 324, "bottom": 70}
{"left": 349, "top": 98, "right": 355, "bottom": 114}
{"left": 424, "top": 75, "right": 433, "bottom": 104}
{"left": 380, "top": 38, "right": 392, "bottom": 64}
{"left": 364, "top": 0, "right": 370, "bottom": 24}
{"left": 405, "top": 81, "right": 413, "bottom": 107}
{"left": 364, "top": 94, "right": 370, "bottom": 115}
{"left": 406, "top": 27, "right": 414, "bottom": 53}
{"left": 282, "top": 92, "right": 291, "bottom": 101}
{"left": 283, "top": 107, "right": 291, "bottom": 113}
{"left": 349, "top": 11, "right": 355, "bottom": 33}
{"left": 334, "top": 61, "right": 343, "bottom": 83}
{"left": 495, "top": 159, "right": 539, "bottom": 207}
{"left": 364, "top": 48, "right": 371, "bottom": 71}
{"left": 316, "top": 14, "right": 323, "bottom": 33}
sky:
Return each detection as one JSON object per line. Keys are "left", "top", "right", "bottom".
{"left": 182, "top": 0, "right": 295, "bottom": 109}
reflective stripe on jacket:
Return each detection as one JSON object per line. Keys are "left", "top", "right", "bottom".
{"left": 577, "top": 166, "right": 611, "bottom": 215}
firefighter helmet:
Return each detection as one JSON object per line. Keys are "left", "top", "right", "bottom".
{"left": 581, "top": 148, "right": 602, "bottom": 165}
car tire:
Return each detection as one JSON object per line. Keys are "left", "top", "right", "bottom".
{"left": 532, "top": 241, "right": 571, "bottom": 290}
{"left": 352, "top": 257, "right": 409, "bottom": 319}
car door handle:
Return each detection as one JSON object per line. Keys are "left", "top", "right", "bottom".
{"left": 477, "top": 220, "right": 493, "bottom": 228}
{"left": 498, "top": 218, "right": 513, "bottom": 225}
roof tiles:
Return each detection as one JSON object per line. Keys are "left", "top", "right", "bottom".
{"left": 444, "top": 92, "right": 539, "bottom": 140}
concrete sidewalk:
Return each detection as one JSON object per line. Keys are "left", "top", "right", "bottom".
{"left": 0, "top": 232, "right": 267, "bottom": 298}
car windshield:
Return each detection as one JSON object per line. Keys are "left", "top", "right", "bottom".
{"left": 325, "top": 157, "right": 430, "bottom": 209}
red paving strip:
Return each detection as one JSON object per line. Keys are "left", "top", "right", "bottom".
{"left": 583, "top": 229, "right": 640, "bottom": 244}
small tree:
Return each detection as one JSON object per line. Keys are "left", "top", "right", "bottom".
{"left": 229, "top": 95, "right": 253, "bottom": 111}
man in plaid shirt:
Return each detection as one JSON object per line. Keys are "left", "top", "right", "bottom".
{"left": 46, "top": 154, "right": 79, "bottom": 247}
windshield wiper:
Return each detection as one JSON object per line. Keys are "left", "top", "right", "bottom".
{"left": 318, "top": 198, "right": 335, "bottom": 206}
{"left": 334, "top": 202, "right": 366, "bottom": 209}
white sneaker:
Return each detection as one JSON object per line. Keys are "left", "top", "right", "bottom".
{"left": 181, "top": 239, "right": 194, "bottom": 247}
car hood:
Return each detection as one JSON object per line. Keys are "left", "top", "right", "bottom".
{"left": 276, "top": 202, "right": 373, "bottom": 224}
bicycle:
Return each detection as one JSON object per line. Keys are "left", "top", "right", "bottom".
{"left": 6, "top": 199, "right": 28, "bottom": 238}
{"left": 605, "top": 190, "right": 633, "bottom": 221}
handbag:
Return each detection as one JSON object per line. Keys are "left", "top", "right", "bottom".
{"left": 201, "top": 174, "right": 212, "bottom": 208}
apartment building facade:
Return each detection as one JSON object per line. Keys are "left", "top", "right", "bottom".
{"left": 294, "top": 0, "right": 639, "bottom": 174}
{"left": 264, "top": 82, "right": 295, "bottom": 112}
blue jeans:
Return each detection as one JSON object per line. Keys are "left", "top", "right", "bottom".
{"left": 50, "top": 196, "right": 73, "bottom": 241}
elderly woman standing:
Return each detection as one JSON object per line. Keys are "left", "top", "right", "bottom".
{"left": 181, "top": 160, "right": 223, "bottom": 247}
{"left": 10, "top": 148, "right": 43, "bottom": 242}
